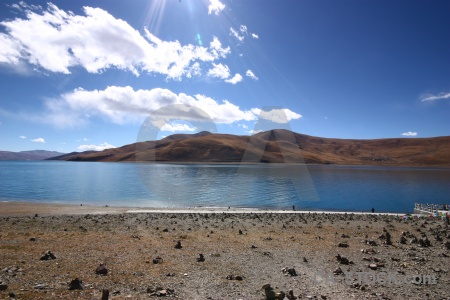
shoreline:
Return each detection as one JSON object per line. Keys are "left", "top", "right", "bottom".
{"left": 0, "top": 200, "right": 408, "bottom": 216}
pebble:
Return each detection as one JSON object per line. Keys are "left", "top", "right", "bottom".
{"left": 95, "top": 263, "right": 108, "bottom": 275}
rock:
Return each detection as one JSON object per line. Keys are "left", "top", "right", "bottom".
{"left": 152, "top": 256, "right": 164, "bottom": 264}
{"left": 369, "top": 263, "right": 378, "bottom": 270}
{"left": 263, "top": 284, "right": 276, "bottom": 300}
{"left": 95, "top": 263, "right": 108, "bottom": 275}
{"left": 366, "top": 240, "right": 377, "bottom": 246}
{"left": 40, "top": 250, "right": 56, "bottom": 260}
{"left": 303, "top": 257, "right": 308, "bottom": 262}
{"left": 196, "top": 254, "right": 205, "bottom": 262}
{"left": 68, "top": 278, "right": 83, "bottom": 290}
{"left": 336, "top": 254, "right": 350, "bottom": 265}
{"left": 102, "top": 289, "right": 109, "bottom": 300}
{"left": 333, "top": 267, "right": 343, "bottom": 275}
{"left": 361, "top": 248, "right": 376, "bottom": 254}
{"left": 275, "top": 291, "right": 285, "bottom": 300}
{"left": 338, "top": 242, "right": 349, "bottom": 248}
{"left": 226, "top": 275, "right": 243, "bottom": 280}
{"left": 418, "top": 238, "right": 431, "bottom": 247}
{"left": 444, "top": 241, "right": 450, "bottom": 250}
{"left": 287, "top": 289, "right": 297, "bottom": 300}
{"left": 399, "top": 235, "right": 407, "bottom": 244}
{"left": 0, "top": 283, "right": 7, "bottom": 291}
{"left": 385, "top": 231, "right": 392, "bottom": 245}
{"left": 174, "top": 241, "right": 182, "bottom": 249}
{"left": 282, "top": 267, "right": 297, "bottom": 276}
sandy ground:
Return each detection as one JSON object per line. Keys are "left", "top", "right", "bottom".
{"left": 0, "top": 202, "right": 449, "bottom": 300}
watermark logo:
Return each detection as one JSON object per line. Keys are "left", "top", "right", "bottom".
{"left": 312, "top": 271, "right": 437, "bottom": 286}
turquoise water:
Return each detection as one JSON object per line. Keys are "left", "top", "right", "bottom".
{"left": 1, "top": 161, "right": 449, "bottom": 213}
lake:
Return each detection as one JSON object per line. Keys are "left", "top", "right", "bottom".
{"left": 1, "top": 161, "right": 449, "bottom": 213}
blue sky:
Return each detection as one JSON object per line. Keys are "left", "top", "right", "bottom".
{"left": 0, "top": 0, "right": 449, "bottom": 152}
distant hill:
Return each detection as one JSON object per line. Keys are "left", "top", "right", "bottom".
{"left": 48, "top": 130, "right": 450, "bottom": 167}
{"left": 45, "top": 151, "right": 97, "bottom": 161}
{"left": 0, "top": 150, "right": 66, "bottom": 160}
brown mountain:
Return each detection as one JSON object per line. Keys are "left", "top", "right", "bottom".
{"left": 0, "top": 150, "right": 65, "bottom": 160}
{"left": 50, "top": 130, "right": 450, "bottom": 167}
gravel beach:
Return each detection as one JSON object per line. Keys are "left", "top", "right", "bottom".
{"left": 0, "top": 202, "right": 449, "bottom": 299}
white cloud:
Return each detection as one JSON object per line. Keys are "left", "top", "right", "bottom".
{"left": 31, "top": 137, "right": 45, "bottom": 143}
{"left": 208, "top": 0, "right": 225, "bottom": 15}
{"left": 239, "top": 25, "right": 248, "bottom": 35}
{"left": 251, "top": 33, "right": 259, "bottom": 39}
{"left": 41, "top": 86, "right": 260, "bottom": 127}
{"left": 421, "top": 92, "right": 450, "bottom": 102}
{"left": 161, "top": 123, "right": 196, "bottom": 132}
{"left": 0, "top": 3, "right": 231, "bottom": 80}
{"left": 207, "top": 63, "right": 230, "bottom": 79}
{"left": 78, "top": 142, "right": 115, "bottom": 151}
{"left": 251, "top": 108, "right": 302, "bottom": 123}
{"left": 230, "top": 27, "right": 245, "bottom": 42}
{"left": 238, "top": 123, "right": 248, "bottom": 129}
{"left": 246, "top": 70, "right": 258, "bottom": 80}
{"left": 401, "top": 131, "right": 417, "bottom": 137}
{"left": 249, "top": 129, "right": 263, "bottom": 135}
{"left": 225, "top": 73, "right": 243, "bottom": 84}
{"left": 19, "top": 135, "right": 26, "bottom": 139}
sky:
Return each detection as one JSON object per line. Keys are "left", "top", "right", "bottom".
{"left": 0, "top": 0, "right": 449, "bottom": 152}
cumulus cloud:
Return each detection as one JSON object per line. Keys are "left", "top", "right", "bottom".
{"left": 251, "top": 108, "right": 302, "bottom": 123}
{"left": 421, "top": 92, "right": 450, "bottom": 102}
{"left": 31, "top": 137, "right": 45, "bottom": 143}
{"left": 401, "top": 131, "right": 417, "bottom": 137}
{"left": 19, "top": 135, "right": 26, "bottom": 139}
{"left": 246, "top": 70, "right": 258, "bottom": 80}
{"left": 78, "top": 142, "right": 115, "bottom": 151}
{"left": 0, "top": 3, "right": 231, "bottom": 80}
{"left": 41, "top": 86, "right": 259, "bottom": 127}
{"left": 161, "top": 123, "right": 196, "bottom": 132}
{"left": 208, "top": 0, "right": 225, "bottom": 15}
{"left": 225, "top": 73, "right": 243, "bottom": 84}
{"left": 7, "top": 86, "right": 301, "bottom": 128}
{"left": 207, "top": 63, "right": 230, "bottom": 79}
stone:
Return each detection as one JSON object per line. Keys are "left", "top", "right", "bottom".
{"left": 102, "top": 289, "right": 109, "bottom": 300}
{"left": 287, "top": 289, "right": 297, "bottom": 300}
{"left": 263, "top": 284, "right": 276, "bottom": 300}
{"left": 95, "top": 263, "right": 108, "bottom": 275}
{"left": 174, "top": 241, "right": 182, "bottom": 249}
{"left": 152, "top": 256, "right": 163, "bottom": 264}
{"left": 40, "top": 250, "right": 56, "bottom": 260}
{"left": 275, "top": 291, "right": 285, "bottom": 300}
{"left": 196, "top": 254, "right": 205, "bottom": 262}
{"left": 336, "top": 254, "right": 349, "bottom": 265}
{"left": 0, "top": 283, "right": 7, "bottom": 291}
{"left": 338, "top": 242, "right": 349, "bottom": 248}
{"left": 282, "top": 267, "right": 297, "bottom": 276}
{"left": 68, "top": 278, "right": 83, "bottom": 290}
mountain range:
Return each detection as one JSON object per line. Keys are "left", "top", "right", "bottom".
{"left": 48, "top": 130, "right": 450, "bottom": 167}
{"left": 0, "top": 150, "right": 65, "bottom": 161}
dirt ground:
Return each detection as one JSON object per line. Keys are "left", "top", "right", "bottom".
{"left": 0, "top": 202, "right": 449, "bottom": 299}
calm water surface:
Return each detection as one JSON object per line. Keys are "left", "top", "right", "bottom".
{"left": 1, "top": 161, "right": 449, "bottom": 213}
